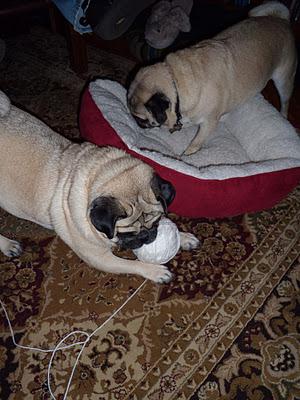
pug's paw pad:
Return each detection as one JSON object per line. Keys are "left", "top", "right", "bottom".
{"left": 146, "top": 265, "right": 173, "bottom": 284}
{"left": 180, "top": 232, "right": 200, "bottom": 250}
{"left": 1, "top": 239, "right": 22, "bottom": 257}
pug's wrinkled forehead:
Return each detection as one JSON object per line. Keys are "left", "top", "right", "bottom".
{"left": 116, "top": 194, "right": 164, "bottom": 234}
{"left": 116, "top": 173, "right": 175, "bottom": 234}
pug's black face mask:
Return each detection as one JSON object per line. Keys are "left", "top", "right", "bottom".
{"left": 117, "top": 221, "right": 159, "bottom": 250}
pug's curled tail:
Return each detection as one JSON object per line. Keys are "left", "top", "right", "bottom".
{"left": 249, "top": 1, "right": 290, "bottom": 21}
{"left": 0, "top": 91, "right": 11, "bottom": 117}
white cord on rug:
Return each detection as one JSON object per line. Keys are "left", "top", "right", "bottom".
{"left": 0, "top": 279, "right": 147, "bottom": 399}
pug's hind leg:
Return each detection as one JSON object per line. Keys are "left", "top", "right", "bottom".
{"left": 0, "top": 234, "right": 22, "bottom": 257}
{"left": 273, "top": 74, "right": 295, "bottom": 118}
{"left": 183, "top": 117, "right": 218, "bottom": 156}
{"left": 180, "top": 232, "right": 200, "bottom": 250}
{"left": 273, "top": 59, "right": 297, "bottom": 118}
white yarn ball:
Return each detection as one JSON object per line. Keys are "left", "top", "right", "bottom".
{"left": 133, "top": 217, "right": 180, "bottom": 264}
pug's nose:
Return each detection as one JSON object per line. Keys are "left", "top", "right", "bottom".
{"left": 134, "top": 116, "right": 150, "bottom": 128}
{"left": 138, "top": 229, "right": 150, "bottom": 241}
{"left": 138, "top": 226, "right": 158, "bottom": 245}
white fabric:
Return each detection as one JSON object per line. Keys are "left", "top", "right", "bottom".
{"left": 89, "top": 79, "right": 300, "bottom": 180}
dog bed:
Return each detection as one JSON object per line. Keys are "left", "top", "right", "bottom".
{"left": 79, "top": 79, "right": 300, "bottom": 218}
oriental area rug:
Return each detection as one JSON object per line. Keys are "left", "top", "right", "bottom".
{"left": 0, "top": 26, "right": 299, "bottom": 400}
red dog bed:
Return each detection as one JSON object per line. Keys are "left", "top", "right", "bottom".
{"left": 79, "top": 80, "right": 300, "bottom": 218}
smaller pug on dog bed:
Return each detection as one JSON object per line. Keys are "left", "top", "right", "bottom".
{"left": 0, "top": 91, "right": 199, "bottom": 283}
{"left": 128, "top": 1, "right": 297, "bottom": 156}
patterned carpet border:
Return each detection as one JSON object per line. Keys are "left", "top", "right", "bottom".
{"left": 131, "top": 194, "right": 300, "bottom": 399}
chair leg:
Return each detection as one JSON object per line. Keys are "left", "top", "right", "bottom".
{"left": 65, "top": 21, "right": 88, "bottom": 74}
{"left": 47, "top": 2, "right": 60, "bottom": 34}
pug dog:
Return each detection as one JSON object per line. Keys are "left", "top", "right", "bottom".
{"left": 128, "top": 1, "right": 297, "bottom": 155}
{"left": 0, "top": 91, "right": 199, "bottom": 283}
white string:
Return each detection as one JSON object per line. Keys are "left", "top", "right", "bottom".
{"left": 0, "top": 279, "right": 147, "bottom": 399}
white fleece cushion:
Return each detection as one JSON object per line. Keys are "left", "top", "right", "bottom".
{"left": 88, "top": 79, "right": 300, "bottom": 180}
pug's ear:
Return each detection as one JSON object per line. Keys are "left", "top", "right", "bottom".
{"left": 89, "top": 196, "right": 125, "bottom": 239}
{"left": 151, "top": 174, "right": 176, "bottom": 211}
{"left": 145, "top": 92, "right": 170, "bottom": 125}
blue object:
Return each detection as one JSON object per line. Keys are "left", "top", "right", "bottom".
{"left": 52, "top": 0, "right": 92, "bottom": 34}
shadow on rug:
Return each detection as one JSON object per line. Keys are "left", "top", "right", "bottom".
{"left": 0, "top": 26, "right": 299, "bottom": 400}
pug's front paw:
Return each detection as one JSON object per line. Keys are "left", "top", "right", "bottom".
{"left": 180, "top": 232, "right": 200, "bottom": 251}
{"left": 183, "top": 144, "right": 201, "bottom": 156}
{"left": 1, "top": 238, "right": 22, "bottom": 257}
{"left": 143, "top": 264, "right": 173, "bottom": 284}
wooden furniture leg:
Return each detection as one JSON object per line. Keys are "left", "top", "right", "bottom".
{"left": 65, "top": 21, "right": 88, "bottom": 74}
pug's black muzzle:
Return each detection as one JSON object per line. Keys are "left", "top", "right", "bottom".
{"left": 134, "top": 115, "right": 152, "bottom": 129}
{"left": 117, "top": 224, "right": 158, "bottom": 250}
